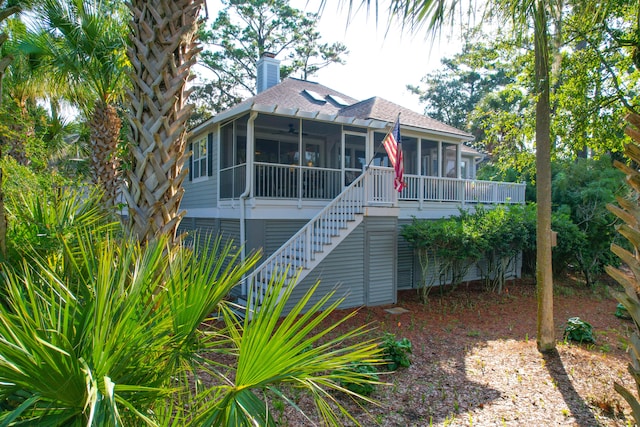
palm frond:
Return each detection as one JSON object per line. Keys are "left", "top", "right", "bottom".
{"left": 195, "top": 270, "right": 384, "bottom": 426}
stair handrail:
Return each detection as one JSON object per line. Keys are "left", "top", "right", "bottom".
{"left": 242, "top": 168, "right": 372, "bottom": 299}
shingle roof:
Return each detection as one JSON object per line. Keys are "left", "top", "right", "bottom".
{"left": 212, "top": 77, "right": 474, "bottom": 141}
{"left": 339, "top": 97, "right": 472, "bottom": 138}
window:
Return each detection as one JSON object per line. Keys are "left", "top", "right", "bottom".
{"left": 192, "top": 137, "right": 208, "bottom": 179}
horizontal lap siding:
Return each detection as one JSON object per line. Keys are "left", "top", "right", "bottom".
{"left": 264, "top": 220, "right": 307, "bottom": 255}
{"left": 285, "top": 225, "right": 365, "bottom": 314}
{"left": 182, "top": 131, "right": 218, "bottom": 209}
{"left": 182, "top": 179, "right": 216, "bottom": 209}
{"left": 220, "top": 219, "right": 241, "bottom": 248}
{"left": 178, "top": 218, "right": 219, "bottom": 247}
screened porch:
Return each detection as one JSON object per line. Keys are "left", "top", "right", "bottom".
{"left": 218, "top": 113, "right": 526, "bottom": 205}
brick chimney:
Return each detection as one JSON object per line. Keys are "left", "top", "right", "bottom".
{"left": 256, "top": 52, "right": 280, "bottom": 93}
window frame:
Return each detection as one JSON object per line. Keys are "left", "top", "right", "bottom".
{"left": 192, "top": 137, "right": 208, "bottom": 181}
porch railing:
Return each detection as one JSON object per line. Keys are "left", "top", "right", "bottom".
{"left": 402, "top": 175, "right": 525, "bottom": 204}
{"left": 220, "top": 163, "right": 525, "bottom": 204}
{"left": 254, "top": 162, "right": 341, "bottom": 199}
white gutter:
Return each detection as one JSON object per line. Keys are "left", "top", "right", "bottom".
{"left": 240, "top": 111, "right": 258, "bottom": 295}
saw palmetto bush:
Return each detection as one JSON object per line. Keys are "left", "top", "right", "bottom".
{"left": 0, "top": 187, "right": 383, "bottom": 426}
{"left": 606, "top": 112, "right": 640, "bottom": 424}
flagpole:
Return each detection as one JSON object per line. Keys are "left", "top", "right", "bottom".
{"left": 365, "top": 113, "right": 401, "bottom": 170}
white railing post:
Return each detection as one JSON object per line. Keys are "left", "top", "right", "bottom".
{"left": 461, "top": 180, "right": 466, "bottom": 205}
{"left": 364, "top": 166, "right": 371, "bottom": 205}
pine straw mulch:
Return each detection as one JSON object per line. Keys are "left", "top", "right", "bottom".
{"left": 279, "top": 275, "right": 638, "bottom": 426}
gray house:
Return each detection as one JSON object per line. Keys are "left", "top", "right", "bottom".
{"left": 179, "top": 54, "right": 525, "bottom": 312}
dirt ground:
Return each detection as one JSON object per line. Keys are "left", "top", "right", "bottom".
{"left": 282, "top": 275, "right": 638, "bottom": 426}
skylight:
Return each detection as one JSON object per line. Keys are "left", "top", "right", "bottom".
{"left": 327, "top": 94, "right": 350, "bottom": 106}
{"left": 303, "top": 89, "right": 326, "bottom": 103}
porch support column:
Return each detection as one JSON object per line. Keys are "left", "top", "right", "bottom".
{"left": 437, "top": 141, "right": 442, "bottom": 177}
{"left": 240, "top": 111, "right": 258, "bottom": 295}
{"left": 456, "top": 144, "right": 462, "bottom": 179}
{"left": 340, "top": 127, "right": 345, "bottom": 188}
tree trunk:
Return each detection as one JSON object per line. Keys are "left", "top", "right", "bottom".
{"left": 89, "top": 102, "right": 122, "bottom": 208}
{"left": 123, "top": 0, "right": 202, "bottom": 245}
{"left": 534, "top": 0, "right": 555, "bottom": 352}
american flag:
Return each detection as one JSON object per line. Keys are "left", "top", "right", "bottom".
{"left": 382, "top": 116, "right": 405, "bottom": 192}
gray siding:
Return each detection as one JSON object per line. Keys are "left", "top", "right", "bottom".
{"left": 182, "top": 130, "right": 218, "bottom": 209}
{"left": 366, "top": 231, "right": 396, "bottom": 305}
{"left": 282, "top": 215, "right": 399, "bottom": 313}
{"left": 264, "top": 220, "right": 307, "bottom": 255}
{"left": 364, "top": 217, "right": 396, "bottom": 305}
{"left": 246, "top": 219, "right": 307, "bottom": 262}
{"left": 285, "top": 224, "right": 365, "bottom": 313}
{"left": 177, "top": 217, "right": 196, "bottom": 240}
{"left": 397, "top": 219, "right": 416, "bottom": 290}
{"left": 220, "top": 219, "right": 241, "bottom": 248}
{"left": 178, "top": 218, "right": 222, "bottom": 252}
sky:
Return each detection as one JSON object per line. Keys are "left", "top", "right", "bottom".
{"left": 292, "top": 1, "right": 463, "bottom": 113}
{"left": 203, "top": 0, "right": 463, "bottom": 114}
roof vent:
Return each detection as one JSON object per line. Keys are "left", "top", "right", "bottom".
{"left": 256, "top": 52, "right": 280, "bottom": 93}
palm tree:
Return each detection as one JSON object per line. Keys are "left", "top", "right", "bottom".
{"left": 123, "top": 0, "right": 201, "bottom": 244}
{"left": 23, "top": 0, "right": 129, "bottom": 208}
{"left": 0, "top": 187, "right": 382, "bottom": 425}
{"left": 364, "top": 0, "right": 557, "bottom": 351}
{"left": 1, "top": 19, "right": 55, "bottom": 167}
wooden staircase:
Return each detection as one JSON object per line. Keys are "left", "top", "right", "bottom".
{"left": 236, "top": 167, "right": 396, "bottom": 315}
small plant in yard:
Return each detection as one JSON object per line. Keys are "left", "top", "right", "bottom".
{"left": 563, "top": 317, "right": 596, "bottom": 343}
{"left": 615, "top": 302, "right": 632, "bottom": 320}
{"left": 336, "top": 362, "right": 379, "bottom": 396}
{"left": 380, "top": 333, "right": 412, "bottom": 370}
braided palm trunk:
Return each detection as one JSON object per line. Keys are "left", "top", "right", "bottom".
{"left": 608, "top": 112, "right": 640, "bottom": 423}
{"left": 124, "top": 0, "right": 202, "bottom": 245}
{"left": 89, "top": 102, "right": 122, "bottom": 207}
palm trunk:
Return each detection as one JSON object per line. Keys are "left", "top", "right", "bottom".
{"left": 534, "top": 0, "right": 555, "bottom": 352}
{"left": 124, "top": 0, "right": 202, "bottom": 245}
{"left": 89, "top": 102, "right": 122, "bottom": 208}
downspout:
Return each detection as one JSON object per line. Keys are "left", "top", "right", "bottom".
{"left": 240, "top": 110, "right": 258, "bottom": 295}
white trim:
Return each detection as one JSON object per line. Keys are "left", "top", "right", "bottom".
{"left": 191, "top": 136, "right": 208, "bottom": 180}
{"left": 191, "top": 176, "right": 209, "bottom": 184}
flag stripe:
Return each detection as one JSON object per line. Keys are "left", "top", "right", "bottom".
{"left": 382, "top": 117, "right": 405, "bottom": 192}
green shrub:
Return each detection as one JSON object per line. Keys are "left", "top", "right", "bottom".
{"left": 551, "top": 211, "right": 587, "bottom": 277}
{"left": 401, "top": 214, "right": 483, "bottom": 300}
{"left": 336, "top": 362, "right": 379, "bottom": 396}
{"left": 553, "top": 156, "right": 624, "bottom": 285}
{"left": 563, "top": 317, "right": 595, "bottom": 343}
{"left": 615, "top": 303, "right": 632, "bottom": 320}
{"left": 465, "top": 205, "right": 531, "bottom": 292}
{"left": 380, "top": 333, "right": 412, "bottom": 370}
